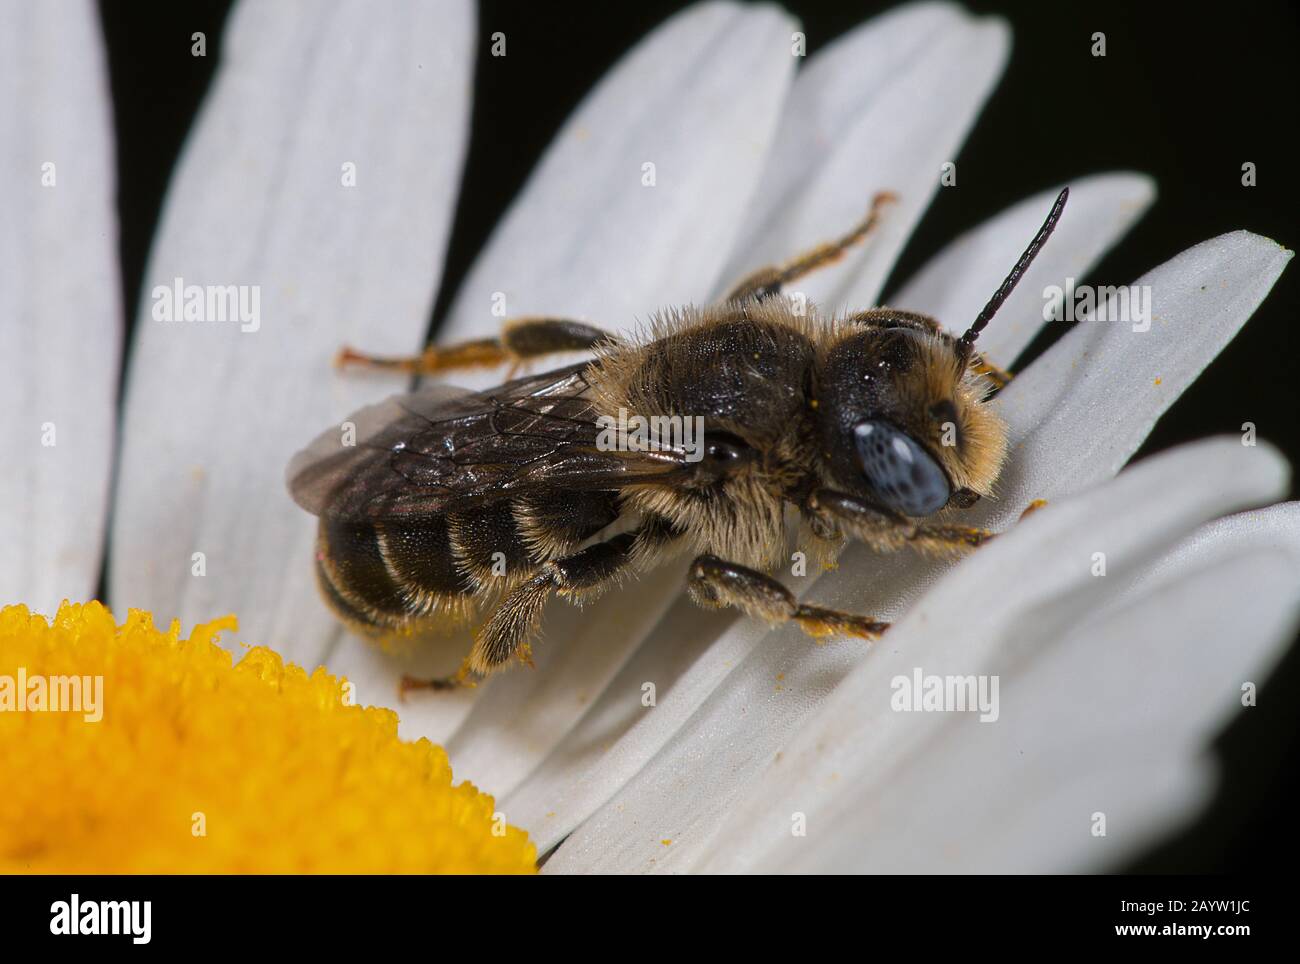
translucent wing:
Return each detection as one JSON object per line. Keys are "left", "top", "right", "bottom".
{"left": 287, "top": 364, "right": 688, "bottom": 523}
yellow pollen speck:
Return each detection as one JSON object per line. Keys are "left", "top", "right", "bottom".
{"left": 0, "top": 602, "right": 536, "bottom": 874}
{"left": 1154, "top": 377, "right": 1162, "bottom": 385}
{"left": 661, "top": 838, "right": 673, "bottom": 846}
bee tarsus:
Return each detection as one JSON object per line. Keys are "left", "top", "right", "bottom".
{"left": 687, "top": 553, "right": 889, "bottom": 641}
{"left": 725, "top": 190, "right": 897, "bottom": 303}
{"left": 336, "top": 316, "right": 613, "bottom": 376}
{"left": 399, "top": 668, "right": 479, "bottom": 697}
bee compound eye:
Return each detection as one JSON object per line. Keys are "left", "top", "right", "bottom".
{"left": 852, "top": 420, "right": 951, "bottom": 517}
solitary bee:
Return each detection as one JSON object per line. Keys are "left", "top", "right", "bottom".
{"left": 288, "top": 188, "right": 1068, "bottom": 689}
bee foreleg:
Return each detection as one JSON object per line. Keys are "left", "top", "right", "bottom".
{"left": 805, "top": 489, "right": 996, "bottom": 557}
{"left": 336, "top": 317, "right": 612, "bottom": 377}
{"left": 724, "top": 190, "right": 897, "bottom": 303}
{"left": 687, "top": 554, "right": 888, "bottom": 641}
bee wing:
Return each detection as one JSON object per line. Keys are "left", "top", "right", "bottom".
{"left": 285, "top": 382, "right": 471, "bottom": 517}
{"left": 287, "top": 364, "right": 690, "bottom": 523}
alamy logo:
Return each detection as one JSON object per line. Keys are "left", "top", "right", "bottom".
{"left": 50, "top": 894, "right": 151, "bottom": 944}
{"left": 1042, "top": 277, "right": 1152, "bottom": 332}
{"left": 0, "top": 668, "right": 102, "bottom": 722}
{"left": 595, "top": 407, "right": 705, "bottom": 463}
{"left": 890, "top": 667, "right": 999, "bottom": 722}
{"left": 151, "top": 276, "right": 261, "bottom": 332}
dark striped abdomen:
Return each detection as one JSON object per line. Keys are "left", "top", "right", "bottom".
{"left": 315, "top": 490, "right": 619, "bottom": 634}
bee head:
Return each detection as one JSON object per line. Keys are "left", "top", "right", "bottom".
{"left": 815, "top": 321, "right": 1006, "bottom": 516}
{"left": 813, "top": 186, "right": 1069, "bottom": 517}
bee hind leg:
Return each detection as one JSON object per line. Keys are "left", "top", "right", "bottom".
{"left": 724, "top": 190, "right": 897, "bottom": 303}
{"left": 687, "top": 554, "right": 888, "bottom": 641}
{"left": 469, "top": 517, "right": 683, "bottom": 675}
{"left": 336, "top": 317, "right": 612, "bottom": 377}
{"left": 399, "top": 664, "right": 481, "bottom": 697}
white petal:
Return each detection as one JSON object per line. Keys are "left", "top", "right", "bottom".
{"left": 890, "top": 173, "right": 1155, "bottom": 364}
{"left": 506, "top": 182, "right": 1156, "bottom": 853}
{"left": 329, "top": 0, "right": 796, "bottom": 746}
{"left": 109, "top": 0, "right": 474, "bottom": 658}
{"left": 796, "top": 231, "right": 1292, "bottom": 627}
{"left": 775, "top": 511, "right": 1300, "bottom": 873}
{"left": 388, "top": 2, "right": 1004, "bottom": 791}
{"left": 439, "top": 0, "right": 797, "bottom": 373}
{"left": 716, "top": 5, "right": 1010, "bottom": 310}
{"left": 437, "top": 0, "right": 1007, "bottom": 808}
{"left": 326, "top": 629, "right": 485, "bottom": 746}
{"left": 546, "top": 437, "right": 1286, "bottom": 873}
{"left": 0, "top": 0, "right": 120, "bottom": 615}
{"left": 1131, "top": 501, "right": 1300, "bottom": 600}
{"left": 995, "top": 231, "right": 1293, "bottom": 503}
{"left": 503, "top": 578, "right": 756, "bottom": 852}
{"left": 443, "top": 562, "right": 692, "bottom": 779}
{"left": 379, "top": 1, "right": 796, "bottom": 789}
{"left": 543, "top": 230, "right": 1291, "bottom": 871}
{"left": 721, "top": 1, "right": 965, "bottom": 252}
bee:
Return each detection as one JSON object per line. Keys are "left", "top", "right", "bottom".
{"left": 288, "top": 188, "right": 1069, "bottom": 689}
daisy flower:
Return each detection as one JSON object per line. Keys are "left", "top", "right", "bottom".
{"left": 2, "top": 0, "right": 1294, "bottom": 873}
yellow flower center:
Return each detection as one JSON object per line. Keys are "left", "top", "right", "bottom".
{"left": 0, "top": 602, "right": 535, "bottom": 873}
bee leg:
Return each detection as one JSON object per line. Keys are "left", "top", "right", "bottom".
{"left": 1019, "top": 498, "right": 1048, "bottom": 520}
{"left": 399, "top": 664, "right": 481, "bottom": 697}
{"left": 724, "top": 190, "right": 897, "bottom": 303}
{"left": 687, "top": 554, "right": 888, "bottom": 641}
{"left": 336, "top": 317, "right": 612, "bottom": 376}
{"left": 805, "top": 489, "right": 996, "bottom": 557}
{"left": 468, "top": 530, "right": 642, "bottom": 674}
{"left": 467, "top": 518, "right": 683, "bottom": 675}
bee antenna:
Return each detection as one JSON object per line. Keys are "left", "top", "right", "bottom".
{"left": 955, "top": 186, "right": 1069, "bottom": 366}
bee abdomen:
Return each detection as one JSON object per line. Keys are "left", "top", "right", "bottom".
{"left": 316, "top": 490, "right": 623, "bottom": 633}
{"left": 315, "top": 516, "right": 472, "bottom": 632}
{"left": 446, "top": 491, "right": 621, "bottom": 587}
{"left": 447, "top": 502, "right": 537, "bottom": 588}
{"left": 513, "top": 491, "right": 620, "bottom": 562}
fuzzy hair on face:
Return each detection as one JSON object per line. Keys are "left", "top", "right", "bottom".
{"left": 870, "top": 327, "right": 1008, "bottom": 497}
{"left": 813, "top": 310, "right": 1009, "bottom": 501}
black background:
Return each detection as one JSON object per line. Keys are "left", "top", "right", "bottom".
{"left": 95, "top": 0, "right": 1298, "bottom": 873}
